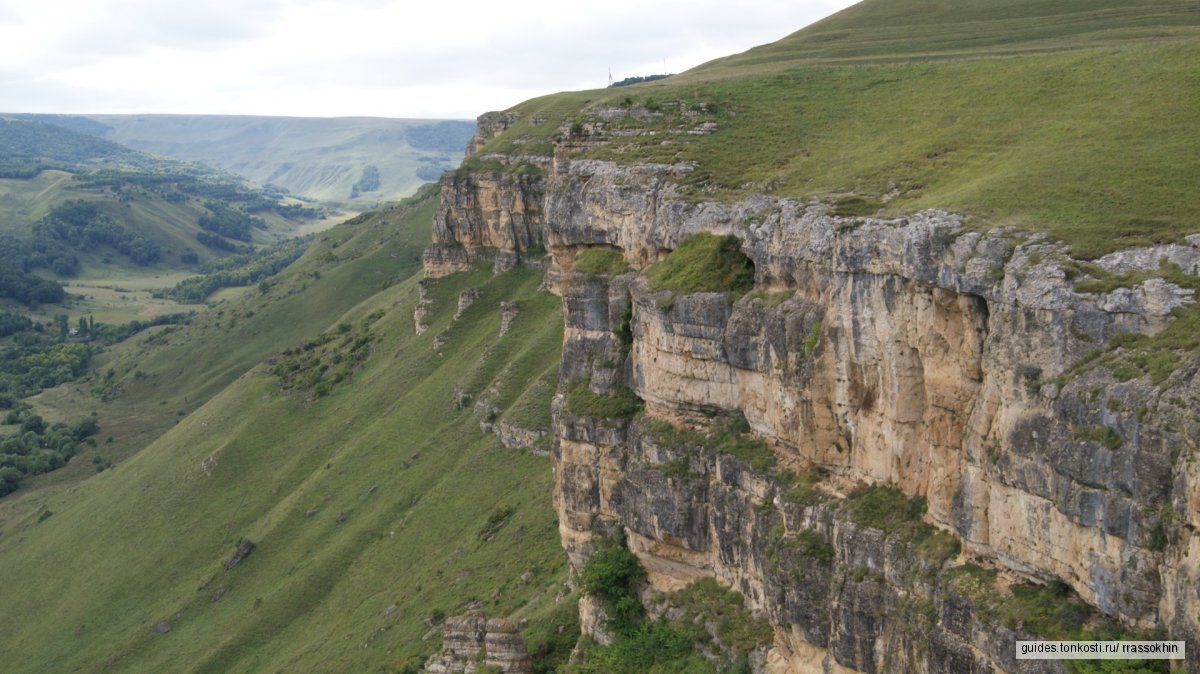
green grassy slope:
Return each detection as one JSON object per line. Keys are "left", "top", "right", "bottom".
{"left": 0, "top": 118, "right": 328, "bottom": 281}
{"left": 476, "top": 0, "right": 1200, "bottom": 258}
{"left": 0, "top": 202, "right": 567, "bottom": 672}
{"left": 79, "top": 115, "right": 473, "bottom": 205}
{"left": 6, "top": 189, "right": 440, "bottom": 511}
{"left": 685, "top": 0, "right": 1200, "bottom": 74}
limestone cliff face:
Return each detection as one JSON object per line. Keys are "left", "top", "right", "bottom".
{"left": 426, "top": 112, "right": 1200, "bottom": 672}
{"left": 424, "top": 612, "right": 534, "bottom": 674}
{"left": 422, "top": 155, "right": 549, "bottom": 278}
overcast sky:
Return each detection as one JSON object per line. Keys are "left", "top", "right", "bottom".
{"left": 0, "top": 0, "right": 857, "bottom": 120}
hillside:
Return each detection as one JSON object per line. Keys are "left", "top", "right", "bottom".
{"left": 24, "top": 114, "right": 475, "bottom": 205}
{"left": 0, "top": 118, "right": 335, "bottom": 324}
{"left": 0, "top": 187, "right": 571, "bottom": 673}
{"left": 470, "top": 0, "right": 1200, "bottom": 259}
{"left": 686, "top": 0, "right": 1200, "bottom": 72}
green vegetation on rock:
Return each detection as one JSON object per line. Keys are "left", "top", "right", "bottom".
{"left": 944, "top": 564, "right": 1166, "bottom": 673}
{"left": 659, "top": 577, "right": 773, "bottom": 660}
{"left": 647, "top": 233, "right": 754, "bottom": 295}
{"left": 580, "top": 538, "right": 646, "bottom": 633}
{"left": 843, "top": 484, "right": 958, "bottom": 567}
{"left": 641, "top": 412, "right": 775, "bottom": 473}
{"left": 572, "top": 539, "right": 748, "bottom": 674}
{"left": 573, "top": 248, "right": 630, "bottom": 276}
{"left": 565, "top": 380, "right": 643, "bottom": 419}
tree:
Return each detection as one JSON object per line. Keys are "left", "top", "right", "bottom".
{"left": 0, "top": 466, "right": 21, "bottom": 496}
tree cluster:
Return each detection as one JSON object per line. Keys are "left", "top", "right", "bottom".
{"left": 159, "top": 237, "right": 308, "bottom": 302}
{"left": 349, "top": 165, "right": 381, "bottom": 198}
{"left": 0, "top": 264, "right": 66, "bottom": 307}
{"left": 32, "top": 199, "right": 162, "bottom": 267}
{"left": 198, "top": 200, "right": 265, "bottom": 242}
{"left": 609, "top": 74, "right": 671, "bottom": 88}
{"left": 0, "top": 409, "right": 100, "bottom": 497}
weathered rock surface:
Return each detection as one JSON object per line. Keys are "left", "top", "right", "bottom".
{"left": 423, "top": 156, "right": 549, "bottom": 278}
{"left": 426, "top": 112, "right": 1200, "bottom": 673}
{"left": 480, "top": 419, "right": 547, "bottom": 451}
{"left": 414, "top": 280, "right": 433, "bottom": 334}
{"left": 225, "top": 538, "right": 255, "bottom": 570}
{"left": 455, "top": 288, "right": 480, "bottom": 320}
{"left": 423, "top": 612, "right": 533, "bottom": 674}
{"left": 499, "top": 301, "right": 520, "bottom": 336}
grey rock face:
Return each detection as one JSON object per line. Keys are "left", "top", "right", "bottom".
{"left": 423, "top": 612, "right": 533, "bottom": 674}
{"left": 426, "top": 112, "right": 1200, "bottom": 673}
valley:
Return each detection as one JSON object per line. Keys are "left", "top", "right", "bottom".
{"left": 1, "top": 0, "right": 1199, "bottom": 672}
{"left": 18, "top": 114, "right": 475, "bottom": 207}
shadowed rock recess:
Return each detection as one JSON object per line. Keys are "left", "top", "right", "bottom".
{"left": 422, "top": 105, "right": 1200, "bottom": 672}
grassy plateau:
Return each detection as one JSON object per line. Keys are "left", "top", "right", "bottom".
{"left": 476, "top": 0, "right": 1200, "bottom": 259}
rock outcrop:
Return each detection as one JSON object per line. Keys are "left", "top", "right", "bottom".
{"left": 423, "top": 156, "right": 549, "bottom": 278}
{"left": 425, "top": 111, "right": 1200, "bottom": 673}
{"left": 424, "top": 612, "right": 534, "bottom": 674}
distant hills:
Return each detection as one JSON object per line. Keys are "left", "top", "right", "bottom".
{"left": 0, "top": 117, "right": 323, "bottom": 286}
{"left": 15, "top": 114, "right": 474, "bottom": 205}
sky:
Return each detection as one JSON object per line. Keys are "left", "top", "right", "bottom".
{"left": 0, "top": 0, "right": 857, "bottom": 120}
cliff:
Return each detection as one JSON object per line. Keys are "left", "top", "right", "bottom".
{"left": 424, "top": 101, "right": 1200, "bottom": 670}
{"left": 422, "top": 153, "right": 551, "bottom": 278}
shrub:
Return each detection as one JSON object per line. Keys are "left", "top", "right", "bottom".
{"left": 665, "top": 578, "right": 773, "bottom": 656}
{"left": 845, "top": 484, "right": 928, "bottom": 536}
{"left": 795, "top": 530, "right": 835, "bottom": 566}
{"left": 580, "top": 545, "right": 644, "bottom": 607}
{"left": 580, "top": 537, "right": 646, "bottom": 635}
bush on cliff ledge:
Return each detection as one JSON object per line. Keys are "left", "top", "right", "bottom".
{"left": 565, "top": 379, "right": 643, "bottom": 419}
{"left": 574, "top": 247, "right": 631, "bottom": 276}
{"left": 647, "top": 233, "right": 754, "bottom": 295}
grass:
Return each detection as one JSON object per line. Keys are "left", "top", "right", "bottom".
{"left": 744, "top": 290, "right": 792, "bottom": 309}
{"left": 477, "top": 1, "right": 1200, "bottom": 259}
{"left": 564, "top": 380, "right": 643, "bottom": 419}
{"left": 685, "top": 0, "right": 1200, "bottom": 75}
{"left": 0, "top": 193, "right": 573, "bottom": 672}
{"left": 646, "top": 233, "right": 755, "bottom": 295}
{"left": 943, "top": 564, "right": 1168, "bottom": 673}
{"left": 842, "top": 484, "right": 956, "bottom": 565}
{"left": 573, "top": 248, "right": 630, "bottom": 276}
{"left": 845, "top": 484, "right": 927, "bottom": 533}
{"left": 640, "top": 413, "right": 776, "bottom": 473}
{"left": 1071, "top": 424, "right": 1124, "bottom": 450}
{"left": 1, "top": 190, "right": 439, "bottom": 524}
{"left": 778, "top": 466, "right": 829, "bottom": 507}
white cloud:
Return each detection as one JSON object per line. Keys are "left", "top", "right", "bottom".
{"left": 0, "top": 0, "right": 858, "bottom": 119}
